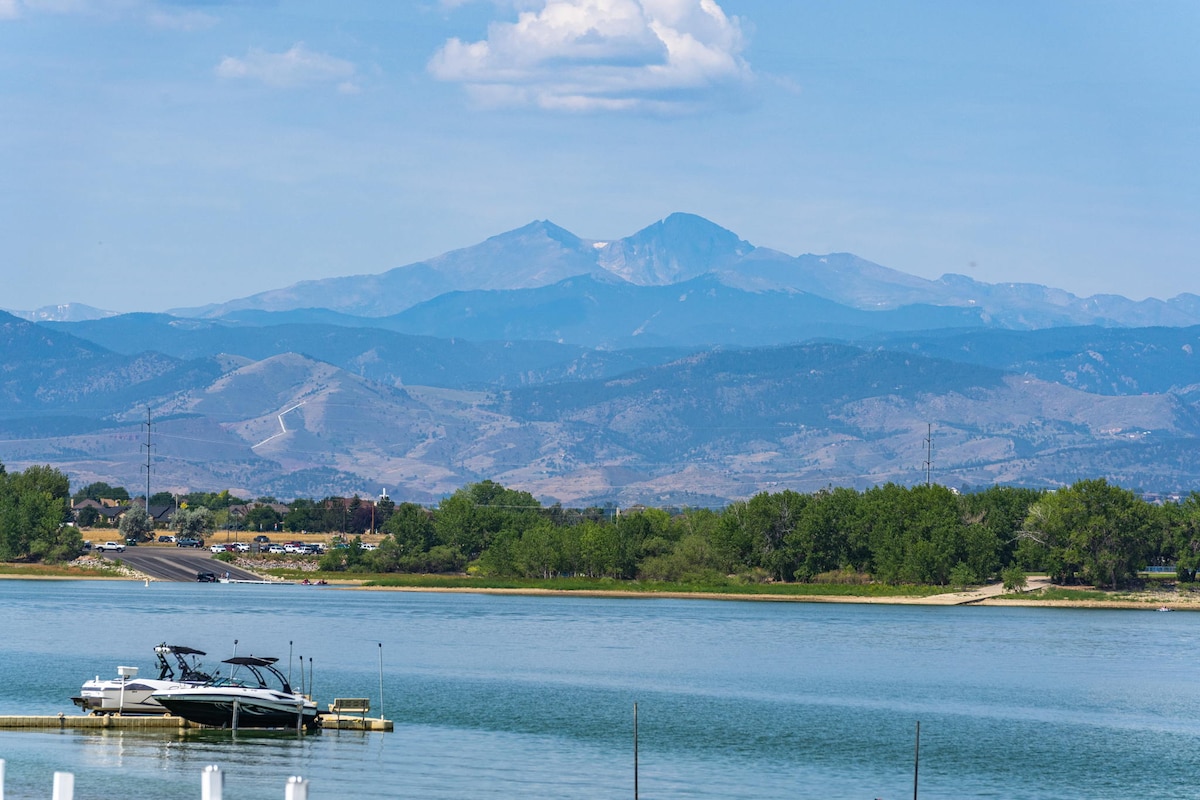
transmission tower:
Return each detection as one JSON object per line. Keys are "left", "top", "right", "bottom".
{"left": 142, "top": 408, "right": 155, "bottom": 508}
{"left": 922, "top": 423, "right": 933, "bottom": 487}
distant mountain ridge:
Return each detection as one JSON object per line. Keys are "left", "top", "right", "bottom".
{"left": 170, "top": 213, "right": 1200, "bottom": 330}
{"left": 3, "top": 303, "right": 119, "bottom": 323}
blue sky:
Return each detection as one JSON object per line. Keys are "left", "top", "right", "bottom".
{"left": 2, "top": 0, "right": 1198, "bottom": 313}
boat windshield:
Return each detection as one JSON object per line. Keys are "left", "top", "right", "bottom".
{"left": 221, "top": 658, "right": 294, "bottom": 694}
{"left": 205, "top": 676, "right": 250, "bottom": 688}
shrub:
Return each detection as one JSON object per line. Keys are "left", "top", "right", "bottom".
{"left": 1002, "top": 564, "right": 1028, "bottom": 593}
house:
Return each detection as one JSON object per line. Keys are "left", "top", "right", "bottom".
{"left": 147, "top": 505, "right": 176, "bottom": 525}
{"left": 72, "top": 501, "right": 130, "bottom": 525}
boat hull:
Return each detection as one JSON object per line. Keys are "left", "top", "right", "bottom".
{"left": 73, "top": 679, "right": 195, "bottom": 715}
{"left": 153, "top": 689, "right": 320, "bottom": 730}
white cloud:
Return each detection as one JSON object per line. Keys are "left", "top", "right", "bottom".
{"left": 216, "top": 43, "right": 359, "bottom": 91}
{"left": 0, "top": 0, "right": 19, "bottom": 19}
{"left": 428, "top": 0, "right": 752, "bottom": 112}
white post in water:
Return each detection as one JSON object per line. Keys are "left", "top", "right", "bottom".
{"left": 117, "top": 666, "right": 137, "bottom": 714}
{"left": 1, "top": 757, "right": 6, "bottom": 800}
{"left": 378, "top": 642, "right": 385, "bottom": 721}
{"left": 201, "top": 765, "right": 223, "bottom": 800}
{"left": 285, "top": 776, "right": 310, "bottom": 800}
{"left": 51, "top": 772, "right": 73, "bottom": 800}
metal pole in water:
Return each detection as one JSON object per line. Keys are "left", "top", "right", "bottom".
{"left": 201, "top": 765, "right": 223, "bottom": 800}
{"left": 298, "top": 655, "right": 304, "bottom": 695}
{"left": 289, "top": 640, "right": 294, "bottom": 685}
{"left": 0, "top": 757, "right": 5, "bottom": 800}
{"left": 378, "top": 642, "right": 385, "bottom": 721}
{"left": 52, "top": 772, "right": 73, "bottom": 800}
{"left": 285, "top": 777, "right": 310, "bottom": 800}
{"left": 232, "top": 699, "right": 240, "bottom": 732}
{"left": 913, "top": 720, "right": 920, "bottom": 800}
{"left": 296, "top": 701, "right": 303, "bottom": 736}
{"left": 633, "top": 702, "right": 639, "bottom": 800}
{"left": 308, "top": 657, "right": 314, "bottom": 699}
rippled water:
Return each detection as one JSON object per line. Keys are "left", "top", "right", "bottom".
{"left": 1, "top": 580, "right": 1198, "bottom": 799}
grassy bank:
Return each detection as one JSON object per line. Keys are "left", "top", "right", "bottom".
{"left": 346, "top": 574, "right": 947, "bottom": 597}
{"left": 0, "top": 561, "right": 123, "bottom": 579}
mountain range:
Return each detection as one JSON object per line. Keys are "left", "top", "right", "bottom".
{"left": 4, "top": 213, "right": 1200, "bottom": 506}
{"left": 159, "top": 213, "right": 1200, "bottom": 329}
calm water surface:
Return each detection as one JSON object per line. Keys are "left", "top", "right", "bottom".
{"left": 0, "top": 580, "right": 1198, "bottom": 799}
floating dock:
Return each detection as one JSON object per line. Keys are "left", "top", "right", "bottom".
{"left": 319, "top": 713, "right": 392, "bottom": 731}
{"left": 0, "top": 714, "right": 392, "bottom": 732}
{"left": 0, "top": 714, "right": 196, "bottom": 730}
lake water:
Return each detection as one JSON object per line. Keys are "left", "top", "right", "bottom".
{"left": 0, "top": 580, "right": 1197, "bottom": 799}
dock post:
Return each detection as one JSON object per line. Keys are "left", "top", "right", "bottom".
{"left": 285, "top": 776, "right": 310, "bottom": 800}
{"left": 52, "top": 772, "right": 74, "bottom": 800}
{"left": 1, "top": 758, "right": 5, "bottom": 800}
{"left": 202, "top": 765, "right": 223, "bottom": 800}
{"left": 232, "top": 699, "right": 240, "bottom": 732}
{"left": 633, "top": 702, "right": 639, "bottom": 800}
{"left": 913, "top": 720, "right": 920, "bottom": 800}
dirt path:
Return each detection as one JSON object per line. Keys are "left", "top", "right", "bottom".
{"left": 901, "top": 575, "right": 1053, "bottom": 605}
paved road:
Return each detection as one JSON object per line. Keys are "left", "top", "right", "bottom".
{"left": 97, "top": 547, "right": 268, "bottom": 583}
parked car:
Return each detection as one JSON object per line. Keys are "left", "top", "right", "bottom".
{"left": 210, "top": 543, "right": 229, "bottom": 553}
{"left": 233, "top": 542, "right": 251, "bottom": 553}
{"left": 252, "top": 535, "right": 271, "bottom": 544}
{"left": 267, "top": 544, "right": 287, "bottom": 554}
{"left": 176, "top": 537, "right": 202, "bottom": 548}
{"left": 125, "top": 536, "right": 140, "bottom": 546}
{"left": 96, "top": 541, "right": 125, "bottom": 552}
{"left": 157, "top": 535, "right": 176, "bottom": 543}
{"left": 196, "top": 571, "right": 217, "bottom": 583}
{"left": 81, "top": 540, "right": 92, "bottom": 551}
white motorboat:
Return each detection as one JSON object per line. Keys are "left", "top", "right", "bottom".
{"left": 72, "top": 644, "right": 212, "bottom": 715}
{"left": 152, "top": 655, "right": 320, "bottom": 730}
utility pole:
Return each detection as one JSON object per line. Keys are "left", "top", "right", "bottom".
{"left": 922, "top": 423, "right": 933, "bottom": 487}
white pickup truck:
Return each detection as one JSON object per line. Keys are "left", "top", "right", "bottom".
{"left": 96, "top": 541, "right": 125, "bottom": 552}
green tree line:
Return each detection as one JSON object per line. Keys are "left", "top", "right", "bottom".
{"left": 19, "top": 463, "right": 1200, "bottom": 588}
{"left": 316, "top": 478, "right": 1200, "bottom": 590}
